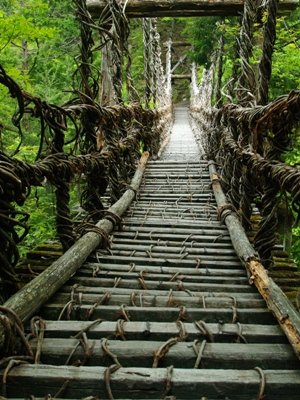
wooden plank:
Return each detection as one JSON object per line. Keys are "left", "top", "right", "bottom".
{"left": 41, "top": 304, "right": 274, "bottom": 324}
{"left": 70, "top": 273, "right": 247, "bottom": 286}
{"left": 29, "top": 339, "right": 298, "bottom": 369}
{"left": 83, "top": 262, "right": 245, "bottom": 275}
{"left": 51, "top": 292, "right": 265, "bottom": 308}
{"left": 100, "top": 243, "right": 238, "bottom": 256}
{"left": 60, "top": 285, "right": 262, "bottom": 298}
{"left": 118, "top": 225, "right": 228, "bottom": 235}
{"left": 76, "top": 268, "right": 246, "bottom": 281}
{"left": 172, "top": 74, "right": 191, "bottom": 80}
{"left": 37, "top": 320, "right": 287, "bottom": 343}
{"left": 3, "top": 365, "right": 300, "bottom": 398}
{"left": 89, "top": 254, "right": 243, "bottom": 268}
{"left": 143, "top": 173, "right": 210, "bottom": 177}
{"left": 17, "top": 262, "right": 245, "bottom": 277}
{"left": 110, "top": 237, "right": 234, "bottom": 248}
{"left": 0, "top": 153, "right": 150, "bottom": 351}
{"left": 146, "top": 160, "right": 208, "bottom": 165}
{"left": 87, "top": 0, "right": 299, "bottom": 17}
{"left": 108, "top": 243, "right": 237, "bottom": 256}
{"left": 112, "top": 231, "right": 231, "bottom": 242}
{"left": 68, "top": 276, "right": 253, "bottom": 292}
{"left": 97, "top": 250, "right": 240, "bottom": 263}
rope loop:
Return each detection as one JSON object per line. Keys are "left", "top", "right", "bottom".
{"left": 0, "top": 306, "right": 33, "bottom": 358}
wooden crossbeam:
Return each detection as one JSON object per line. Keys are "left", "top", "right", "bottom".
{"left": 87, "top": 0, "right": 299, "bottom": 18}
{"left": 172, "top": 74, "right": 191, "bottom": 80}
{"left": 171, "top": 55, "right": 188, "bottom": 74}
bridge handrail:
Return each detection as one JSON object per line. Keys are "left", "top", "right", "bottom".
{"left": 0, "top": 64, "right": 172, "bottom": 298}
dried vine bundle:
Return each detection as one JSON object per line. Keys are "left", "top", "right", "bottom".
{"left": 191, "top": 65, "right": 300, "bottom": 266}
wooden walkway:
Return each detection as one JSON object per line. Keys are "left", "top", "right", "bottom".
{"left": 2, "top": 108, "right": 300, "bottom": 399}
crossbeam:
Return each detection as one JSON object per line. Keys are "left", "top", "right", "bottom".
{"left": 87, "top": 0, "right": 299, "bottom": 18}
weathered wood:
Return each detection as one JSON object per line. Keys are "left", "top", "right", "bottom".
{"left": 83, "top": 262, "right": 244, "bottom": 275}
{"left": 69, "top": 273, "right": 248, "bottom": 287}
{"left": 101, "top": 249, "right": 240, "bottom": 262}
{"left": 121, "top": 221, "right": 226, "bottom": 230}
{"left": 51, "top": 292, "right": 264, "bottom": 308}
{"left": 29, "top": 339, "right": 298, "bottom": 369}
{"left": 112, "top": 231, "right": 231, "bottom": 242}
{"left": 208, "top": 160, "right": 300, "bottom": 359}
{"left": 61, "top": 285, "right": 262, "bottom": 298}
{"left": 171, "top": 55, "right": 188, "bottom": 74}
{"left": 4, "top": 365, "right": 300, "bottom": 398}
{"left": 172, "top": 74, "right": 191, "bottom": 80}
{"left": 42, "top": 303, "right": 274, "bottom": 324}
{"left": 98, "top": 242, "right": 238, "bottom": 255}
{"left": 87, "top": 0, "right": 299, "bottom": 17}
{"left": 36, "top": 320, "right": 286, "bottom": 342}
{"left": 17, "top": 262, "right": 244, "bottom": 277}
{"left": 0, "top": 152, "right": 149, "bottom": 350}
{"left": 89, "top": 254, "right": 242, "bottom": 268}
{"left": 75, "top": 268, "right": 246, "bottom": 281}
{"left": 144, "top": 172, "right": 210, "bottom": 176}
{"left": 110, "top": 236, "right": 234, "bottom": 247}
{"left": 68, "top": 276, "right": 253, "bottom": 292}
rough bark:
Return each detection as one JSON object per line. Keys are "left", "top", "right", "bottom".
{"left": 87, "top": 0, "right": 298, "bottom": 18}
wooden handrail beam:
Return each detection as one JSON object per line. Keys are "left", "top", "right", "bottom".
{"left": 0, "top": 152, "right": 150, "bottom": 351}
{"left": 208, "top": 160, "right": 300, "bottom": 360}
{"left": 87, "top": 0, "right": 299, "bottom": 18}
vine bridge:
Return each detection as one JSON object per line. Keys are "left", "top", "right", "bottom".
{"left": 1, "top": 0, "right": 300, "bottom": 399}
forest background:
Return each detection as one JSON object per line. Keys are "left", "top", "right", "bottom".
{"left": 0, "top": 0, "right": 300, "bottom": 261}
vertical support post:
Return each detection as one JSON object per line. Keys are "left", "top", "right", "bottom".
{"left": 237, "top": 0, "right": 259, "bottom": 106}
{"left": 100, "top": 41, "right": 116, "bottom": 106}
{"left": 257, "top": 0, "right": 279, "bottom": 105}
{"left": 214, "top": 34, "right": 225, "bottom": 108}
{"left": 143, "top": 18, "right": 153, "bottom": 108}
{"left": 165, "top": 39, "right": 172, "bottom": 104}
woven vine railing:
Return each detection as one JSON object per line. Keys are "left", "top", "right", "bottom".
{"left": 191, "top": 0, "right": 300, "bottom": 267}
{"left": 0, "top": 0, "right": 172, "bottom": 299}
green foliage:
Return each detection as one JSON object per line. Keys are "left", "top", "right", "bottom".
{"left": 128, "top": 19, "right": 145, "bottom": 98}
{"left": 289, "top": 226, "right": 300, "bottom": 266}
{"left": 270, "top": 11, "right": 300, "bottom": 99}
{"left": 284, "top": 131, "right": 300, "bottom": 166}
{"left": 0, "top": 0, "right": 80, "bottom": 253}
{"left": 16, "top": 187, "right": 56, "bottom": 257}
{"left": 0, "top": 0, "right": 78, "bottom": 100}
{"left": 183, "top": 17, "right": 222, "bottom": 66}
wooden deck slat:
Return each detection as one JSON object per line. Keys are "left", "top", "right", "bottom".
{"left": 70, "top": 273, "right": 248, "bottom": 285}
{"left": 91, "top": 254, "right": 242, "bottom": 268}
{"left": 82, "top": 262, "right": 245, "bottom": 275}
{"left": 29, "top": 339, "right": 299, "bottom": 369}
{"left": 50, "top": 292, "right": 265, "bottom": 308}
{"left": 60, "top": 285, "right": 262, "bottom": 298}
{"left": 112, "top": 231, "right": 231, "bottom": 242}
{"left": 42, "top": 304, "right": 275, "bottom": 324}
{"left": 102, "top": 243, "right": 238, "bottom": 255}
{"left": 68, "top": 277, "right": 253, "bottom": 292}
{"left": 4, "top": 365, "right": 300, "bottom": 399}
{"left": 34, "top": 320, "right": 286, "bottom": 343}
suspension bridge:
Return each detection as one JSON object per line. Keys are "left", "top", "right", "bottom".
{"left": 1, "top": 0, "right": 300, "bottom": 399}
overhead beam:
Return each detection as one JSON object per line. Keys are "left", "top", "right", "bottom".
{"left": 87, "top": 0, "right": 299, "bottom": 18}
